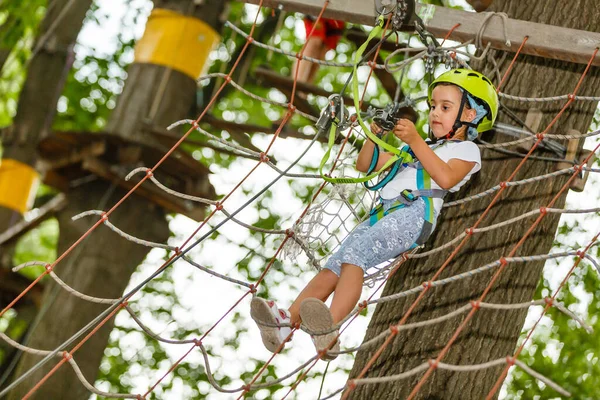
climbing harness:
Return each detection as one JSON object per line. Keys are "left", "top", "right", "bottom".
{"left": 318, "top": 12, "right": 416, "bottom": 185}
{"left": 367, "top": 139, "right": 461, "bottom": 245}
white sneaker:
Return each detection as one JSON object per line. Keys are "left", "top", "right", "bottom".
{"left": 250, "top": 297, "right": 293, "bottom": 353}
{"left": 299, "top": 298, "right": 339, "bottom": 361}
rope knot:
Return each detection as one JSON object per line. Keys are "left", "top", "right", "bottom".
{"left": 259, "top": 152, "right": 270, "bottom": 163}
{"left": 193, "top": 338, "right": 202, "bottom": 347}
{"left": 249, "top": 284, "right": 257, "bottom": 294}
{"left": 470, "top": 300, "right": 481, "bottom": 310}
{"left": 506, "top": 356, "right": 516, "bottom": 366}
{"left": 465, "top": 227, "right": 474, "bottom": 235}
{"left": 145, "top": 169, "right": 153, "bottom": 178}
{"left": 191, "top": 120, "right": 199, "bottom": 128}
{"left": 100, "top": 212, "right": 108, "bottom": 223}
{"left": 389, "top": 324, "right": 399, "bottom": 334}
{"left": 45, "top": 263, "right": 54, "bottom": 273}
{"left": 422, "top": 281, "right": 433, "bottom": 289}
{"left": 539, "top": 207, "right": 547, "bottom": 215}
{"left": 428, "top": 359, "right": 439, "bottom": 369}
{"left": 347, "top": 380, "right": 357, "bottom": 390}
{"left": 499, "top": 257, "right": 508, "bottom": 266}
{"left": 499, "top": 181, "right": 507, "bottom": 189}
{"left": 285, "top": 229, "right": 294, "bottom": 238}
{"left": 536, "top": 133, "right": 545, "bottom": 140}
{"left": 544, "top": 297, "right": 554, "bottom": 306}
{"left": 215, "top": 202, "right": 223, "bottom": 211}
{"left": 62, "top": 351, "right": 73, "bottom": 361}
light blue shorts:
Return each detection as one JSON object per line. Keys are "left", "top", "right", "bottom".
{"left": 323, "top": 197, "right": 427, "bottom": 276}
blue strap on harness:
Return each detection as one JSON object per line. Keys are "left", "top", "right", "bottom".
{"left": 363, "top": 144, "right": 410, "bottom": 191}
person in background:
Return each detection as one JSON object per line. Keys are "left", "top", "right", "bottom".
{"left": 292, "top": 15, "right": 346, "bottom": 85}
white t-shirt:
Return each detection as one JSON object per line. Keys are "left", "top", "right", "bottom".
{"left": 379, "top": 141, "right": 481, "bottom": 216}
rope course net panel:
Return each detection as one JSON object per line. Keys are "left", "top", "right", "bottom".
{"left": 1, "top": 0, "right": 600, "bottom": 399}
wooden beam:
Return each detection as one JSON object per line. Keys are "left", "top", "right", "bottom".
{"left": 239, "top": 0, "right": 600, "bottom": 66}
{"left": 203, "top": 115, "right": 343, "bottom": 144}
{"left": 81, "top": 157, "right": 207, "bottom": 222}
{"left": 253, "top": 70, "right": 319, "bottom": 117}
{"left": 254, "top": 66, "right": 371, "bottom": 112}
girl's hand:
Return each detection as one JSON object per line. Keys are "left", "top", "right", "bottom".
{"left": 370, "top": 121, "right": 383, "bottom": 137}
{"left": 393, "top": 118, "right": 421, "bottom": 145}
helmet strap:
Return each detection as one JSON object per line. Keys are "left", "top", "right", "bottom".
{"left": 448, "top": 90, "right": 478, "bottom": 140}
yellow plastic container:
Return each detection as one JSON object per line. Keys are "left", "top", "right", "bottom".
{"left": 134, "top": 8, "right": 220, "bottom": 80}
{"left": 0, "top": 159, "right": 40, "bottom": 214}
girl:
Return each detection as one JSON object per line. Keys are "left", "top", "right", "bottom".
{"left": 251, "top": 69, "right": 498, "bottom": 360}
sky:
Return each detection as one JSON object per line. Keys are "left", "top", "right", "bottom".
{"left": 70, "top": 1, "right": 600, "bottom": 399}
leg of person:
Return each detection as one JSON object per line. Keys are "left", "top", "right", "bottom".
{"left": 288, "top": 218, "right": 372, "bottom": 323}
{"left": 326, "top": 201, "right": 426, "bottom": 323}
{"left": 306, "top": 19, "right": 344, "bottom": 83}
{"left": 292, "top": 16, "right": 327, "bottom": 85}
{"left": 292, "top": 35, "right": 326, "bottom": 84}
{"left": 305, "top": 42, "right": 328, "bottom": 84}
{"left": 297, "top": 263, "right": 362, "bottom": 361}
{"left": 287, "top": 268, "right": 338, "bottom": 325}
{"left": 250, "top": 218, "right": 371, "bottom": 354}
{"left": 329, "top": 263, "right": 364, "bottom": 324}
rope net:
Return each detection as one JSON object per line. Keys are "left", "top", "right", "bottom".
{"left": 1, "top": 1, "right": 599, "bottom": 399}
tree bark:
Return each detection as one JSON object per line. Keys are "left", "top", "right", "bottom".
{"left": 0, "top": 0, "right": 93, "bottom": 387}
{"left": 6, "top": 1, "right": 224, "bottom": 399}
{"left": 348, "top": 1, "right": 600, "bottom": 399}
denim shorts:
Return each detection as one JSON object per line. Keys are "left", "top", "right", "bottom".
{"left": 323, "top": 197, "right": 426, "bottom": 276}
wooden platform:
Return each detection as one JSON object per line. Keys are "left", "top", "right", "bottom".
{"left": 37, "top": 130, "right": 216, "bottom": 222}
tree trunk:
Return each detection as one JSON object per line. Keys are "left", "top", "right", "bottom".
{"left": 0, "top": 0, "right": 93, "bottom": 387}
{"left": 348, "top": 1, "right": 600, "bottom": 399}
{"left": 6, "top": 1, "right": 225, "bottom": 399}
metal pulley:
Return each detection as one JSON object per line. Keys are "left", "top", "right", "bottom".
{"left": 316, "top": 94, "right": 350, "bottom": 133}
{"left": 371, "top": 102, "right": 403, "bottom": 132}
{"left": 374, "top": 0, "right": 415, "bottom": 31}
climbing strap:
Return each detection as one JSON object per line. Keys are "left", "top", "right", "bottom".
{"left": 318, "top": 15, "right": 414, "bottom": 185}
{"left": 368, "top": 188, "right": 446, "bottom": 246}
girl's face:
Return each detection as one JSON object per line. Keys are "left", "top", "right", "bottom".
{"left": 429, "top": 84, "right": 475, "bottom": 138}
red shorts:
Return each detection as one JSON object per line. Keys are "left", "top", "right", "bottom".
{"left": 303, "top": 16, "right": 346, "bottom": 50}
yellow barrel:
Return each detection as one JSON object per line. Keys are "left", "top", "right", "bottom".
{"left": 0, "top": 159, "right": 40, "bottom": 214}
{"left": 134, "top": 8, "right": 221, "bottom": 80}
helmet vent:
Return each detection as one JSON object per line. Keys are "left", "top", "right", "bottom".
{"left": 467, "top": 72, "right": 479, "bottom": 77}
{"left": 481, "top": 76, "right": 492, "bottom": 85}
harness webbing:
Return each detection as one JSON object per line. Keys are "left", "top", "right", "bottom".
{"left": 318, "top": 15, "right": 414, "bottom": 185}
{"left": 367, "top": 140, "right": 458, "bottom": 245}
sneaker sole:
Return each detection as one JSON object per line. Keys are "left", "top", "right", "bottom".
{"left": 299, "top": 298, "right": 339, "bottom": 361}
{"left": 250, "top": 297, "right": 283, "bottom": 353}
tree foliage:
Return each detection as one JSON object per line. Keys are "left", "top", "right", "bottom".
{"left": 1, "top": 0, "right": 599, "bottom": 398}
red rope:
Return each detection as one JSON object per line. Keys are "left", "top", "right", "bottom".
{"left": 405, "top": 50, "right": 599, "bottom": 400}
{"left": 18, "top": 2, "right": 277, "bottom": 397}
{"left": 345, "top": 45, "right": 597, "bottom": 399}
{"left": 441, "top": 23, "right": 461, "bottom": 46}
{"left": 496, "top": 36, "right": 528, "bottom": 92}
{"left": 485, "top": 230, "right": 600, "bottom": 399}
{"left": 282, "top": 14, "right": 396, "bottom": 400}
